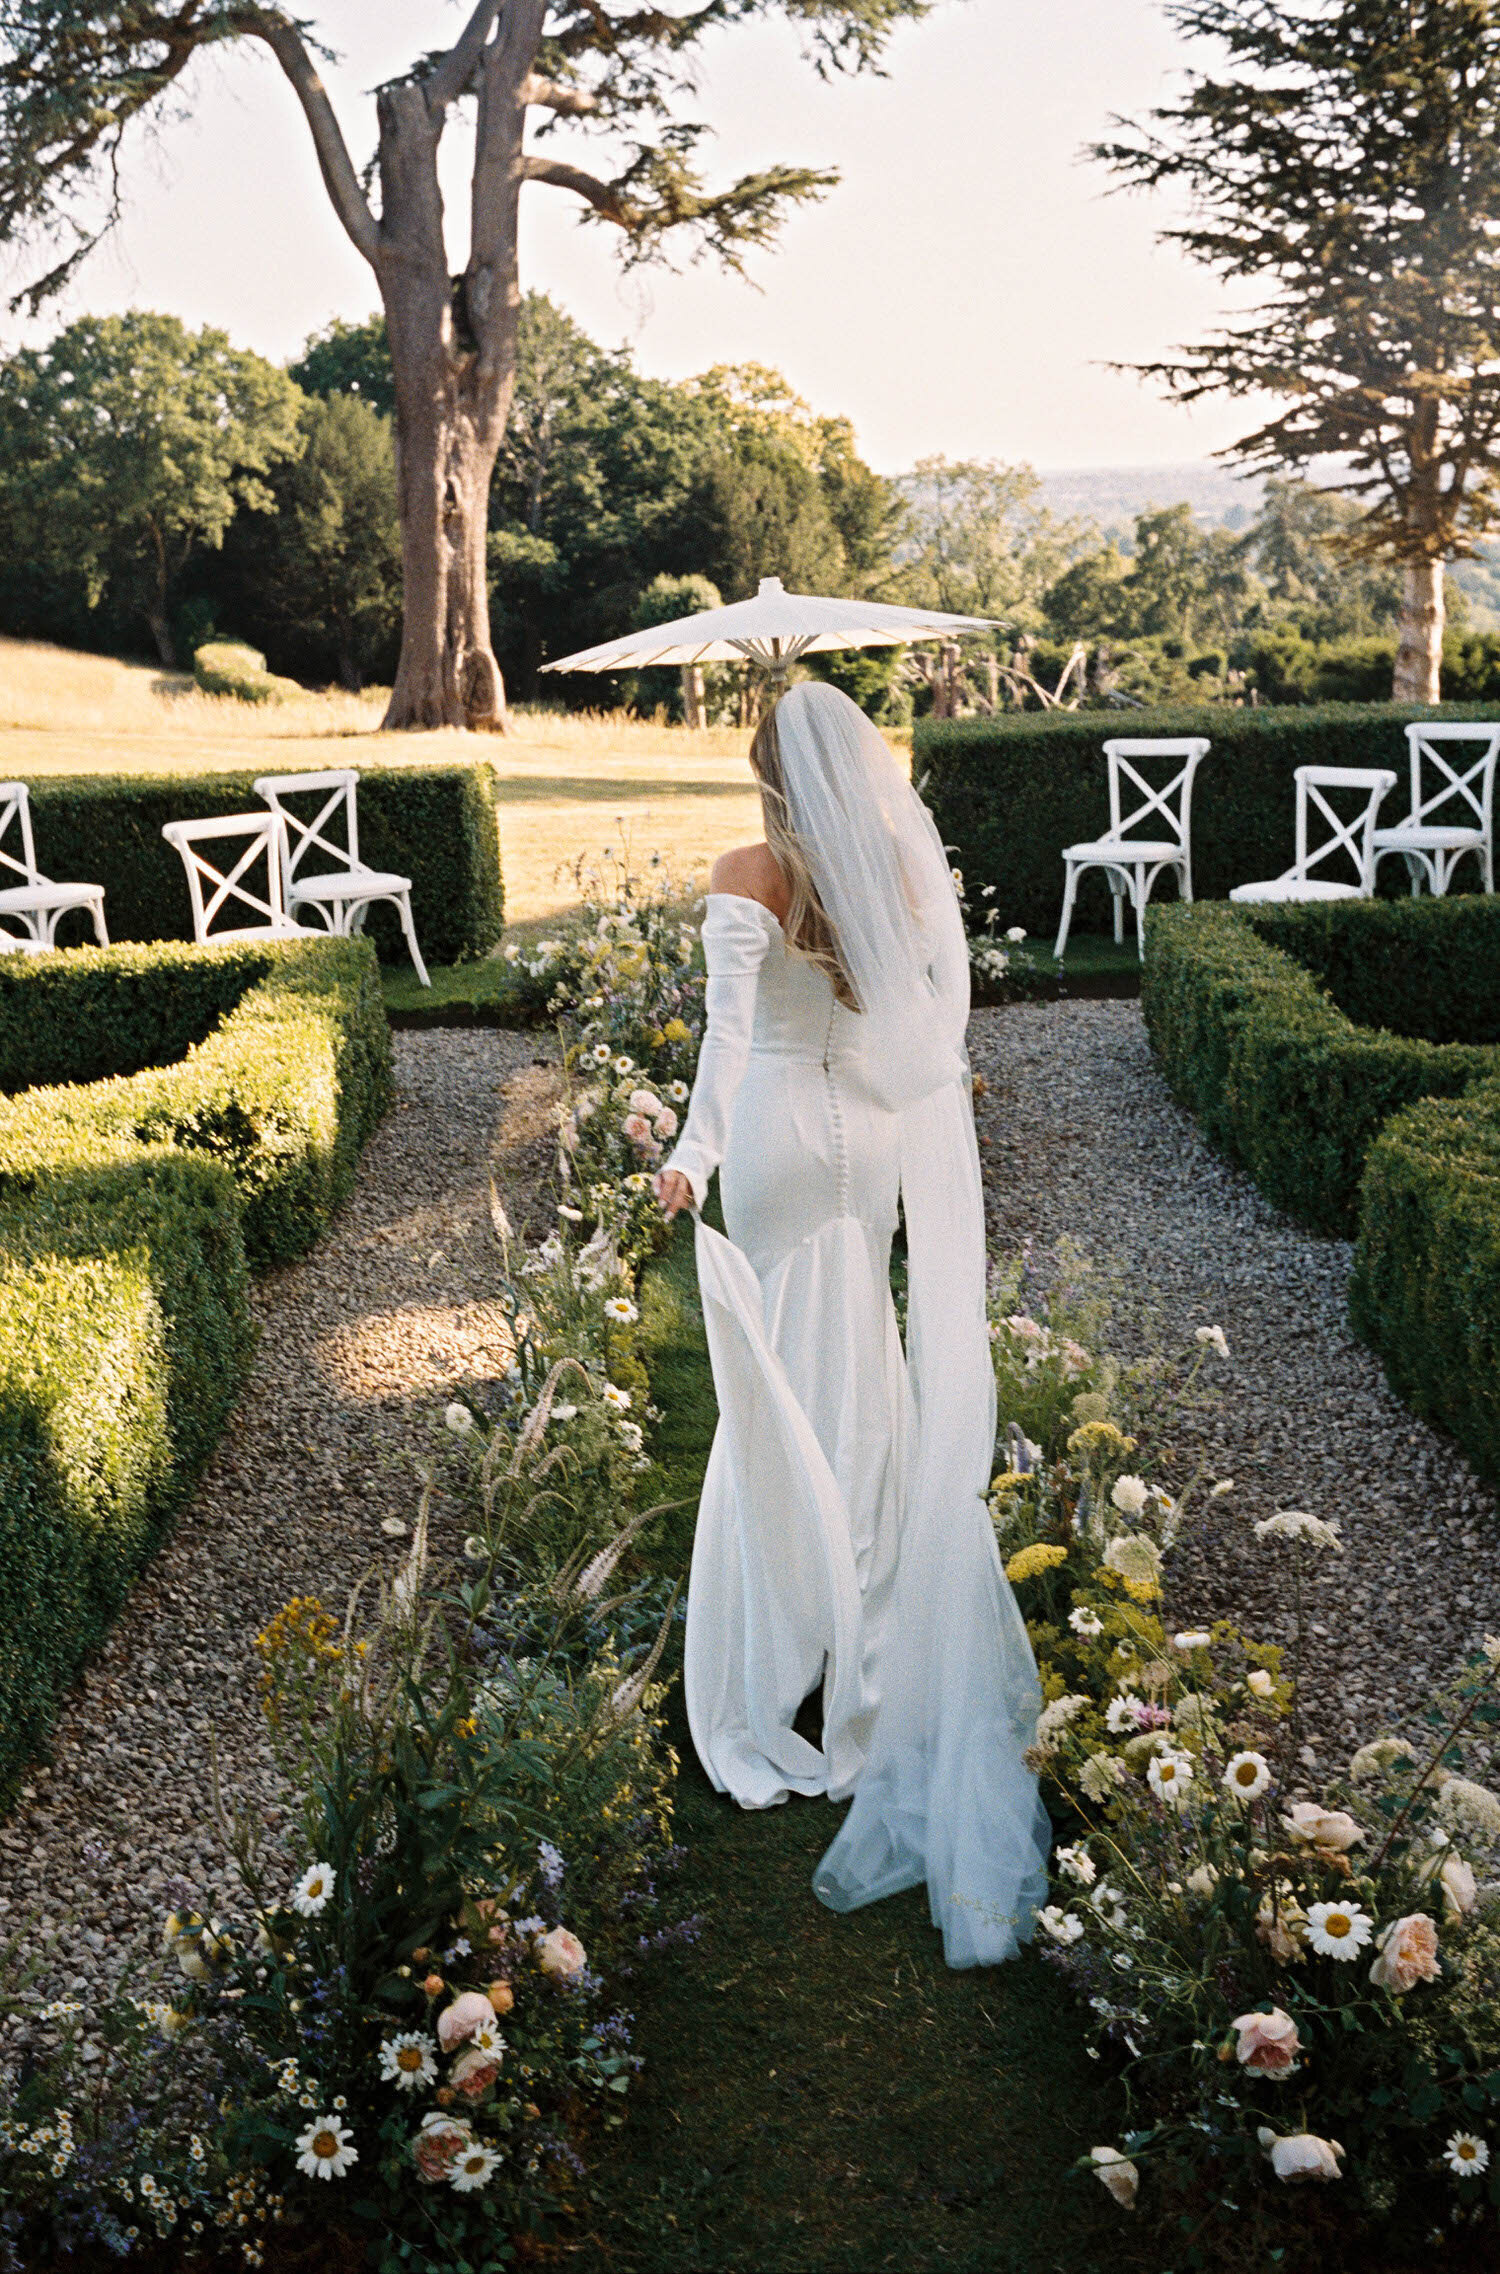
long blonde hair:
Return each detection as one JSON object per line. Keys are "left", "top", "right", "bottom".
{"left": 749, "top": 700, "right": 859, "bottom": 1009}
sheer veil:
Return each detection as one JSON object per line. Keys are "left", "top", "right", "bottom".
{"left": 771, "top": 681, "right": 1050, "bottom": 1967}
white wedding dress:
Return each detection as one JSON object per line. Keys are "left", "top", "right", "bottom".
{"left": 665, "top": 830, "right": 1050, "bottom": 1967}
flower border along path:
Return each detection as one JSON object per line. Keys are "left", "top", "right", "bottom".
{"left": 577, "top": 1226, "right": 1148, "bottom": 2274}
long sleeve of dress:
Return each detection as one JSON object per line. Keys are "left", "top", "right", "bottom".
{"left": 661, "top": 893, "right": 778, "bottom": 1211}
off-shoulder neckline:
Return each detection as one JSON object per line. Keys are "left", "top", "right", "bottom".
{"left": 703, "top": 890, "right": 786, "bottom": 937}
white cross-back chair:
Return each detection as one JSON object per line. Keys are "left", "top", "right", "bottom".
{"left": 0, "top": 781, "right": 108, "bottom": 952}
{"left": 1370, "top": 722, "right": 1500, "bottom": 897}
{"left": 161, "top": 813, "right": 321, "bottom": 945}
{"left": 1054, "top": 737, "right": 1211, "bottom": 962}
{"left": 254, "top": 769, "right": 429, "bottom": 986}
{"left": 1230, "top": 766, "right": 1397, "bottom": 905}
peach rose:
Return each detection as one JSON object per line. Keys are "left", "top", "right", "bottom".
{"left": 1258, "top": 2128, "right": 1343, "bottom": 2183}
{"left": 1281, "top": 1802, "right": 1364, "bottom": 1855}
{"left": 1255, "top": 1887, "right": 1308, "bottom": 1965}
{"left": 535, "top": 1925, "right": 587, "bottom": 1982}
{"left": 437, "top": 1990, "right": 497, "bottom": 2050}
{"left": 1089, "top": 2146, "right": 1139, "bottom": 2208}
{"left": 654, "top": 1106, "right": 679, "bottom": 1139}
{"left": 1369, "top": 1912, "right": 1440, "bottom": 1993}
{"left": 1439, "top": 1854, "right": 1478, "bottom": 1916}
{"left": 413, "top": 2111, "right": 473, "bottom": 2183}
{"left": 471, "top": 1899, "right": 509, "bottom": 1950}
{"left": 421, "top": 1973, "right": 445, "bottom": 1998}
{"left": 487, "top": 1980, "right": 515, "bottom": 2015}
{"left": 1230, "top": 2008, "right": 1301, "bottom": 2076}
{"left": 449, "top": 2046, "right": 502, "bottom": 2099}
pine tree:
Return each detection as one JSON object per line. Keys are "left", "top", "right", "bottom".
{"left": 1096, "top": 0, "right": 1500, "bottom": 699}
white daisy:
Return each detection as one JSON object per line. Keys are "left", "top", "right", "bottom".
{"left": 1223, "top": 1750, "right": 1272, "bottom": 1803}
{"left": 1036, "top": 1905, "right": 1084, "bottom": 1944}
{"left": 450, "top": 2141, "right": 503, "bottom": 2193}
{"left": 612, "top": 1055, "right": 634, "bottom": 1075}
{"left": 1444, "top": 2131, "right": 1490, "bottom": 2178}
{"left": 1105, "top": 1695, "right": 1138, "bottom": 1734}
{"left": 1194, "top": 1325, "right": 1229, "bottom": 1357}
{"left": 1147, "top": 1752, "right": 1195, "bottom": 1809}
{"left": 667, "top": 1081, "right": 690, "bottom": 1103}
{"left": 602, "top": 1383, "right": 632, "bottom": 1410}
{"left": 290, "top": 1863, "right": 336, "bottom": 1918}
{"left": 589, "top": 1044, "right": 611, "bottom": 1065}
{"left": 295, "top": 2115, "right": 358, "bottom": 2181}
{"left": 1303, "top": 1900, "right": 1374, "bottom": 1961}
{"left": 603, "top": 1296, "right": 639, "bottom": 1324}
{"left": 1055, "top": 1845, "right": 1097, "bottom": 1886}
{"left": 378, "top": 2033, "right": 437, "bottom": 2093}
{"left": 1068, "top": 1606, "right": 1104, "bottom": 1638}
{"left": 469, "top": 2020, "right": 507, "bottom": 2058}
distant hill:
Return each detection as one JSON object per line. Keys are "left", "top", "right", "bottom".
{"left": 1037, "top": 460, "right": 1500, "bottom": 626}
{"left": 1037, "top": 461, "right": 1264, "bottom": 537}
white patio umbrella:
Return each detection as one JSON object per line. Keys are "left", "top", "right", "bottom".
{"left": 540, "top": 575, "right": 1001, "bottom": 682}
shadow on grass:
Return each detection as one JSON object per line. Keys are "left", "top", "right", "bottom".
{"left": 576, "top": 1224, "right": 1156, "bottom": 2274}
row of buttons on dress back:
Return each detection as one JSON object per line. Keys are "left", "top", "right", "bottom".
{"left": 821, "top": 999, "right": 851, "bottom": 1218}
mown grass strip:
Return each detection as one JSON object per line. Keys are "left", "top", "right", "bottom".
{"left": 582, "top": 1221, "right": 1153, "bottom": 2274}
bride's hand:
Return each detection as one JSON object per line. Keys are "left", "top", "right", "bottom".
{"left": 654, "top": 1169, "right": 693, "bottom": 1220}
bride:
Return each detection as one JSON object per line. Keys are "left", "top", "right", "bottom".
{"left": 652, "top": 681, "right": 1049, "bottom": 1969}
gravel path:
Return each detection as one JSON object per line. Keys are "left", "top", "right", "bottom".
{"left": 0, "top": 1030, "right": 562, "bottom": 2002}
{"left": 970, "top": 1000, "right": 1500, "bottom": 1771}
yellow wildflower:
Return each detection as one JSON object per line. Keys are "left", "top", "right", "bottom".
{"left": 1005, "top": 1541, "right": 1069, "bottom": 1584}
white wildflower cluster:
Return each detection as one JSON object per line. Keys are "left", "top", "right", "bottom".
{"left": 1000, "top": 1313, "right": 1092, "bottom": 1378}
{"left": 0, "top": 2106, "right": 75, "bottom": 2177}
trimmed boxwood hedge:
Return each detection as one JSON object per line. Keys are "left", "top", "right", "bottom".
{"left": 0, "top": 937, "right": 392, "bottom": 1797}
{"left": 1140, "top": 896, "right": 1500, "bottom": 1486}
{"left": 19, "top": 760, "right": 503, "bottom": 968}
{"left": 919, "top": 700, "right": 1500, "bottom": 938}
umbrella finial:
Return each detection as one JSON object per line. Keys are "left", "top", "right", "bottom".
{"left": 757, "top": 576, "right": 785, "bottom": 596}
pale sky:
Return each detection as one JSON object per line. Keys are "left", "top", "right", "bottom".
{"left": 0, "top": 0, "right": 1277, "bottom": 476}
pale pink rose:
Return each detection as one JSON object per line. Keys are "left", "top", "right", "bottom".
{"left": 1258, "top": 2128, "right": 1343, "bottom": 2183}
{"left": 535, "top": 1925, "right": 587, "bottom": 1982}
{"left": 437, "top": 1990, "right": 496, "bottom": 2051}
{"left": 1439, "top": 1854, "right": 1478, "bottom": 1916}
{"left": 1061, "top": 1339, "right": 1091, "bottom": 1378}
{"left": 413, "top": 2111, "right": 473, "bottom": 2183}
{"left": 653, "top": 1107, "right": 679, "bottom": 1139}
{"left": 1089, "top": 2146, "right": 1138, "bottom": 2208}
{"left": 627, "top": 1089, "right": 662, "bottom": 1116}
{"left": 1006, "top": 1314, "right": 1044, "bottom": 1343}
{"left": 1231, "top": 2007, "right": 1301, "bottom": 2076}
{"left": 1369, "top": 1912, "right": 1440, "bottom": 1993}
{"left": 1281, "top": 1801, "right": 1365, "bottom": 1855}
{"left": 622, "top": 1114, "right": 653, "bottom": 1145}
{"left": 449, "top": 2046, "right": 502, "bottom": 2099}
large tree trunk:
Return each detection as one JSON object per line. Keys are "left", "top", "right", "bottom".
{"left": 375, "top": 80, "right": 514, "bottom": 733}
{"left": 1393, "top": 559, "right": 1444, "bottom": 704}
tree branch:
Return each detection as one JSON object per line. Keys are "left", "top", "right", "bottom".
{"left": 228, "top": 9, "right": 379, "bottom": 265}
{"left": 424, "top": 0, "right": 506, "bottom": 110}
{"left": 520, "top": 153, "right": 628, "bottom": 224}
{"left": 521, "top": 76, "right": 602, "bottom": 116}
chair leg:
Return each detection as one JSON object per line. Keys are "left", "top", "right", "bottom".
{"left": 1112, "top": 883, "right": 1124, "bottom": 945}
{"left": 1053, "top": 863, "right": 1080, "bottom": 963}
{"left": 1133, "top": 872, "right": 1147, "bottom": 962}
{"left": 91, "top": 896, "right": 108, "bottom": 947}
{"left": 398, "top": 892, "right": 430, "bottom": 988}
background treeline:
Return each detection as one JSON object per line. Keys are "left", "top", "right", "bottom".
{"left": 4, "top": 299, "right": 1500, "bottom": 717}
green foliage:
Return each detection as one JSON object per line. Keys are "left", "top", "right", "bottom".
{"left": 1140, "top": 901, "right": 1500, "bottom": 1236}
{"left": 213, "top": 392, "right": 402, "bottom": 692}
{"left": 0, "top": 312, "right": 303, "bottom": 665}
{"left": 1143, "top": 896, "right": 1500, "bottom": 1484}
{"left": 16, "top": 760, "right": 502, "bottom": 967}
{"left": 0, "top": 937, "right": 390, "bottom": 1798}
{"left": 1352, "top": 1077, "right": 1500, "bottom": 1484}
{"left": 918, "top": 696, "right": 1500, "bottom": 937}
{"left": 191, "top": 639, "right": 298, "bottom": 704}
{"left": 290, "top": 311, "right": 396, "bottom": 417}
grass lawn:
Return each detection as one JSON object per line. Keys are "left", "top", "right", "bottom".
{"left": 579, "top": 1226, "right": 1156, "bottom": 2274}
